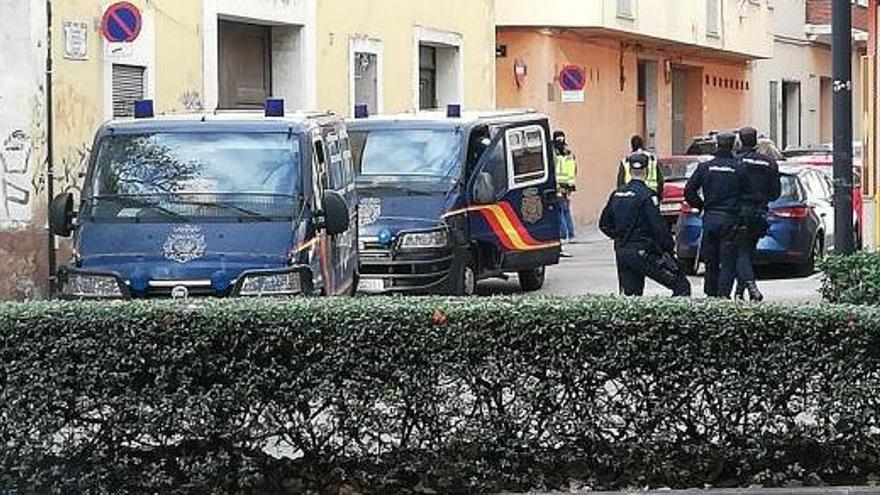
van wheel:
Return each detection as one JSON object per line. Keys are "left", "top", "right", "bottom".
{"left": 519, "top": 267, "right": 546, "bottom": 292}
{"left": 449, "top": 254, "right": 477, "bottom": 296}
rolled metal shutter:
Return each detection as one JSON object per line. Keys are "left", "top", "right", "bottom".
{"left": 112, "top": 64, "right": 145, "bottom": 118}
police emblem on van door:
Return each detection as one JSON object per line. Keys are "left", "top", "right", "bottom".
{"left": 521, "top": 188, "right": 543, "bottom": 224}
{"left": 358, "top": 197, "right": 382, "bottom": 226}
{"left": 163, "top": 225, "right": 207, "bottom": 264}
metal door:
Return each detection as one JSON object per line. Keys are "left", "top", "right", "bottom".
{"left": 218, "top": 21, "right": 272, "bottom": 109}
{"left": 467, "top": 122, "right": 561, "bottom": 267}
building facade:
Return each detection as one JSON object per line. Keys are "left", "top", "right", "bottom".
{"left": 496, "top": 0, "right": 773, "bottom": 224}
{"left": 749, "top": 0, "right": 867, "bottom": 153}
{"left": 0, "top": 0, "right": 495, "bottom": 299}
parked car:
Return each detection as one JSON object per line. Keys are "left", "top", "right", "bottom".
{"left": 783, "top": 142, "right": 863, "bottom": 247}
{"left": 687, "top": 130, "right": 784, "bottom": 161}
{"left": 676, "top": 165, "right": 832, "bottom": 276}
{"left": 658, "top": 155, "right": 712, "bottom": 231}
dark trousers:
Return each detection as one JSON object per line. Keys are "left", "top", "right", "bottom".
{"left": 615, "top": 247, "right": 692, "bottom": 297}
{"left": 701, "top": 215, "right": 738, "bottom": 298}
{"left": 735, "top": 214, "right": 769, "bottom": 286}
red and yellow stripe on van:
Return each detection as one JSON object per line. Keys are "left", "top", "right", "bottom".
{"left": 443, "top": 201, "right": 560, "bottom": 252}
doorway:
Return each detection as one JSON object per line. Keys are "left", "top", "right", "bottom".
{"left": 782, "top": 80, "right": 802, "bottom": 150}
{"left": 637, "top": 60, "right": 658, "bottom": 150}
{"left": 218, "top": 20, "right": 272, "bottom": 109}
{"left": 672, "top": 68, "right": 689, "bottom": 154}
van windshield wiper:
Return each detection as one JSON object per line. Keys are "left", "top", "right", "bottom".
{"left": 171, "top": 199, "right": 280, "bottom": 221}
{"left": 94, "top": 195, "right": 188, "bottom": 221}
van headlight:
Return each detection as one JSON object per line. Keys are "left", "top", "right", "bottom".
{"left": 235, "top": 268, "right": 309, "bottom": 297}
{"left": 61, "top": 271, "right": 126, "bottom": 299}
{"left": 398, "top": 229, "right": 449, "bottom": 249}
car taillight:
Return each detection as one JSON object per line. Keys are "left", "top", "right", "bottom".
{"left": 771, "top": 206, "right": 809, "bottom": 219}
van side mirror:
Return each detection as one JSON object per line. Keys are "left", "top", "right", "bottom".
{"left": 473, "top": 172, "right": 495, "bottom": 205}
{"left": 49, "top": 193, "right": 76, "bottom": 237}
{"left": 320, "top": 190, "right": 350, "bottom": 236}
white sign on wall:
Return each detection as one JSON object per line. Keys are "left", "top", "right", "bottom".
{"left": 63, "top": 21, "right": 88, "bottom": 60}
{"left": 561, "top": 90, "right": 585, "bottom": 103}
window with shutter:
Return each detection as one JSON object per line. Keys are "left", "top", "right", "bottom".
{"left": 617, "top": 0, "right": 634, "bottom": 17}
{"left": 112, "top": 64, "right": 145, "bottom": 118}
{"left": 706, "top": 0, "right": 720, "bottom": 36}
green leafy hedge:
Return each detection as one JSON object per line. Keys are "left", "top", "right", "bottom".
{"left": 822, "top": 252, "right": 880, "bottom": 305}
{"left": 2, "top": 298, "right": 880, "bottom": 493}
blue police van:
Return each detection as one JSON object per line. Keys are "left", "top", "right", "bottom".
{"left": 49, "top": 100, "right": 359, "bottom": 299}
{"left": 347, "top": 108, "right": 561, "bottom": 295}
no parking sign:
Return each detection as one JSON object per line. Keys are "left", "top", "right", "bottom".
{"left": 101, "top": 2, "right": 142, "bottom": 43}
{"left": 558, "top": 65, "right": 586, "bottom": 103}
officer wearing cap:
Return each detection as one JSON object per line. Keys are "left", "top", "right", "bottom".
{"left": 600, "top": 153, "right": 691, "bottom": 297}
{"left": 733, "top": 127, "right": 781, "bottom": 302}
{"left": 684, "top": 132, "right": 741, "bottom": 298}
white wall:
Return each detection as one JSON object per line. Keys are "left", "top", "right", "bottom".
{"left": 0, "top": 0, "right": 45, "bottom": 228}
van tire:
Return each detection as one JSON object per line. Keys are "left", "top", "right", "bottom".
{"left": 519, "top": 267, "right": 546, "bottom": 292}
{"left": 448, "top": 253, "right": 477, "bottom": 296}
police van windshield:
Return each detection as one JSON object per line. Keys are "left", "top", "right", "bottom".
{"left": 86, "top": 132, "right": 300, "bottom": 222}
{"left": 351, "top": 129, "right": 462, "bottom": 182}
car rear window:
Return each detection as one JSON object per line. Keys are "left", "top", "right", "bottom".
{"left": 660, "top": 160, "right": 702, "bottom": 181}
{"left": 779, "top": 174, "right": 799, "bottom": 200}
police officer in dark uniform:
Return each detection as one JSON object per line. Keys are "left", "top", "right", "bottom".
{"left": 600, "top": 153, "right": 691, "bottom": 297}
{"left": 684, "top": 132, "right": 741, "bottom": 298}
{"left": 733, "top": 127, "right": 781, "bottom": 302}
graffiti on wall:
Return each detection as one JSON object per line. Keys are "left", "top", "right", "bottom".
{"left": 0, "top": 130, "right": 34, "bottom": 221}
{"left": 180, "top": 90, "right": 203, "bottom": 112}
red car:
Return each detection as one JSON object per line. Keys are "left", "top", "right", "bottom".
{"left": 659, "top": 155, "right": 712, "bottom": 231}
{"left": 783, "top": 143, "right": 864, "bottom": 247}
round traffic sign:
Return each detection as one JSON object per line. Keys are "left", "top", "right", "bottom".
{"left": 559, "top": 65, "right": 586, "bottom": 92}
{"left": 101, "top": 2, "right": 142, "bottom": 43}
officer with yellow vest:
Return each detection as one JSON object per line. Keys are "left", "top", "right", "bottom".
{"left": 617, "top": 135, "right": 664, "bottom": 204}
{"left": 553, "top": 131, "right": 578, "bottom": 247}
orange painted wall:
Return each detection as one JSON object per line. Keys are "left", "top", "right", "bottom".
{"left": 497, "top": 29, "right": 750, "bottom": 224}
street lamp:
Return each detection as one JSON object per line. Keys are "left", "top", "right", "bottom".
{"left": 832, "top": 0, "right": 856, "bottom": 255}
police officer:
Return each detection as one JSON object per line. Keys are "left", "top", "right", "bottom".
{"left": 618, "top": 135, "right": 665, "bottom": 202}
{"left": 600, "top": 153, "right": 691, "bottom": 297}
{"left": 553, "top": 131, "right": 578, "bottom": 246}
{"left": 685, "top": 132, "right": 741, "bottom": 298}
{"left": 733, "top": 127, "right": 781, "bottom": 302}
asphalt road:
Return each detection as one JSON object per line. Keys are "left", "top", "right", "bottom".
{"left": 478, "top": 229, "right": 823, "bottom": 304}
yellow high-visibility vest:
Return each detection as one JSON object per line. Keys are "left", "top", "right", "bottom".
{"left": 555, "top": 153, "right": 578, "bottom": 187}
{"left": 622, "top": 153, "right": 660, "bottom": 193}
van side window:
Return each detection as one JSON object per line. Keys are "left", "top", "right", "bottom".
{"left": 506, "top": 125, "right": 548, "bottom": 189}
{"left": 338, "top": 135, "right": 355, "bottom": 186}
{"left": 312, "top": 138, "right": 326, "bottom": 208}
{"left": 326, "top": 134, "right": 344, "bottom": 190}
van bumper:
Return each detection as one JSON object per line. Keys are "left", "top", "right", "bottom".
{"left": 357, "top": 243, "right": 459, "bottom": 295}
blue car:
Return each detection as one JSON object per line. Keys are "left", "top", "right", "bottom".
{"left": 676, "top": 165, "right": 831, "bottom": 275}
{"left": 49, "top": 100, "right": 359, "bottom": 299}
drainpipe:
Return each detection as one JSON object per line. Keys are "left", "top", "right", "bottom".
{"left": 45, "top": 0, "right": 57, "bottom": 296}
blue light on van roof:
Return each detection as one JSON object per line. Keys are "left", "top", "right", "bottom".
{"left": 134, "top": 100, "right": 154, "bottom": 119}
{"left": 447, "top": 104, "right": 462, "bottom": 118}
{"left": 354, "top": 104, "right": 369, "bottom": 119}
{"left": 265, "top": 99, "right": 285, "bottom": 117}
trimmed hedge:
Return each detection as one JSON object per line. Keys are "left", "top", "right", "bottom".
{"left": 822, "top": 252, "right": 880, "bottom": 305}
{"left": 2, "top": 297, "right": 880, "bottom": 493}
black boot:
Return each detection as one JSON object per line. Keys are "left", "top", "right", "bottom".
{"left": 734, "top": 283, "right": 746, "bottom": 300}
{"left": 746, "top": 281, "right": 764, "bottom": 302}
